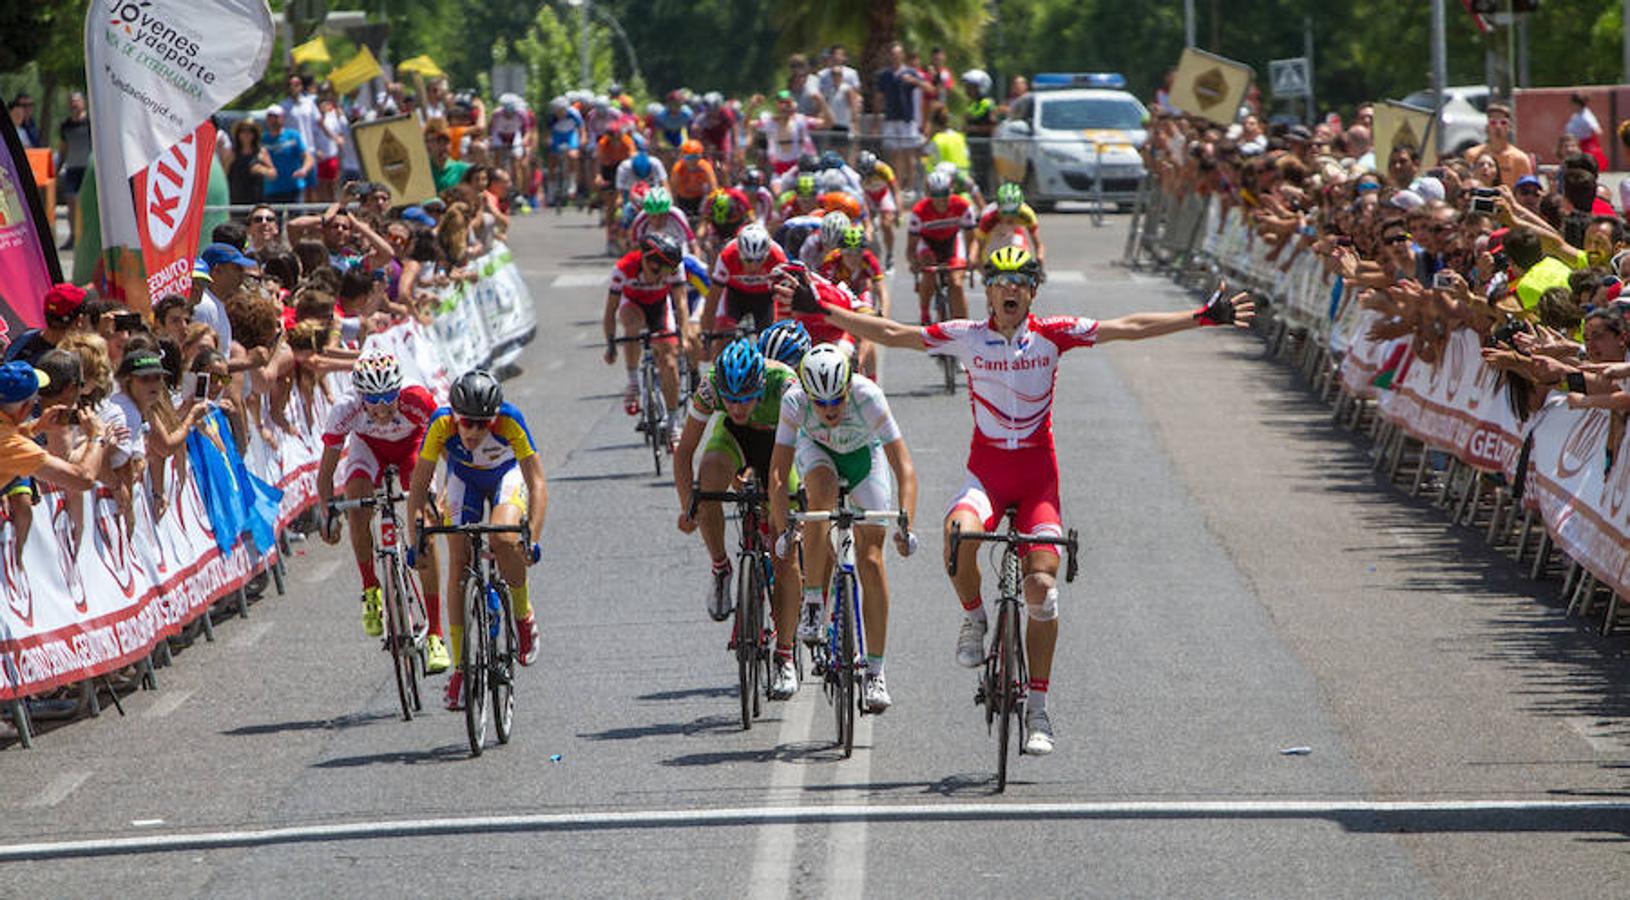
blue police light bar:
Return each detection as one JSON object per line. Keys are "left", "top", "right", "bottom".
{"left": 1033, "top": 72, "right": 1127, "bottom": 90}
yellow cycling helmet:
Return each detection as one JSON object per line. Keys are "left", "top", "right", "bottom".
{"left": 983, "top": 245, "right": 1041, "bottom": 283}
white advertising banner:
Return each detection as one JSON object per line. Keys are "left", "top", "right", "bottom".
{"left": 1520, "top": 401, "right": 1630, "bottom": 600}
{"left": 1374, "top": 327, "right": 1524, "bottom": 474}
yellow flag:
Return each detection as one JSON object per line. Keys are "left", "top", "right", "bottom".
{"left": 1167, "top": 47, "right": 1254, "bottom": 127}
{"left": 291, "top": 36, "right": 330, "bottom": 67}
{"left": 396, "top": 55, "right": 445, "bottom": 79}
{"left": 329, "top": 45, "right": 384, "bottom": 97}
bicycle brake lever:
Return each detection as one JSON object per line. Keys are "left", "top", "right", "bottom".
{"left": 946, "top": 523, "right": 962, "bottom": 577}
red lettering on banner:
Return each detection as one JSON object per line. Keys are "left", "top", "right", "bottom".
{"left": 0, "top": 507, "right": 34, "bottom": 628}
{"left": 148, "top": 187, "right": 180, "bottom": 229}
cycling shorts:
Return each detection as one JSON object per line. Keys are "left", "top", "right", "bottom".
{"left": 718, "top": 287, "right": 773, "bottom": 333}
{"left": 675, "top": 194, "right": 704, "bottom": 219}
{"left": 618, "top": 295, "right": 680, "bottom": 343}
{"left": 599, "top": 163, "right": 619, "bottom": 185}
{"left": 704, "top": 418, "right": 799, "bottom": 494}
{"left": 444, "top": 463, "right": 528, "bottom": 526}
{"left": 339, "top": 435, "right": 417, "bottom": 490}
{"left": 550, "top": 131, "right": 580, "bottom": 153}
{"left": 661, "top": 129, "right": 686, "bottom": 150}
{"left": 796, "top": 437, "right": 890, "bottom": 513}
{"left": 917, "top": 234, "right": 964, "bottom": 268}
{"left": 947, "top": 442, "right": 1061, "bottom": 555}
{"left": 867, "top": 190, "right": 897, "bottom": 217}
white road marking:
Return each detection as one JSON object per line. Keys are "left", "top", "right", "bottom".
{"left": 746, "top": 688, "right": 818, "bottom": 899}
{"left": 143, "top": 690, "right": 194, "bottom": 720}
{"left": 6, "top": 799, "right": 1629, "bottom": 861}
{"left": 26, "top": 771, "right": 90, "bottom": 808}
{"left": 824, "top": 715, "right": 873, "bottom": 898}
{"left": 1047, "top": 270, "right": 1087, "bottom": 283}
{"left": 1567, "top": 717, "right": 1630, "bottom": 756}
{"left": 552, "top": 273, "right": 607, "bottom": 289}
{"left": 229, "top": 622, "right": 273, "bottom": 649}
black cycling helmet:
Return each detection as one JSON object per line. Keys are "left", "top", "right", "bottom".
{"left": 449, "top": 369, "right": 503, "bottom": 419}
{"left": 796, "top": 153, "right": 820, "bottom": 173}
{"left": 640, "top": 232, "right": 683, "bottom": 268}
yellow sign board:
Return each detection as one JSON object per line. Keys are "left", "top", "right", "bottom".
{"left": 353, "top": 116, "right": 437, "bottom": 206}
{"left": 1372, "top": 101, "right": 1438, "bottom": 170}
{"left": 1168, "top": 47, "right": 1254, "bottom": 127}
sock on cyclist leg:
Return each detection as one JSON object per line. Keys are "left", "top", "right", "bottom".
{"left": 1028, "top": 678, "right": 1049, "bottom": 714}
{"left": 865, "top": 654, "right": 884, "bottom": 676}
{"left": 449, "top": 624, "right": 463, "bottom": 669}
{"left": 626, "top": 368, "right": 639, "bottom": 387}
{"left": 425, "top": 594, "right": 442, "bottom": 636}
{"left": 962, "top": 595, "right": 986, "bottom": 622}
{"left": 774, "top": 644, "right": 794, "bottom": 664}
{"left": 359, "top": 565, "right": 380, "bottom": 592}
{"left": 712, "top": 556, "right": 731, "bottom": 574}
{"left": 512, "top": 582, "right": 532, "bottom": 620}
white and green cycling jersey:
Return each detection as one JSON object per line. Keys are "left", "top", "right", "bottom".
{"left": 775, "top": 374, "right": 901, "bottom": 507}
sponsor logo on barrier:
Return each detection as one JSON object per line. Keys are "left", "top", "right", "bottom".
{"left": 1557, "top": 410, "right": 1609, "bottom": 480}
{"left": 93, "top": 488, "right": 137, "bottom": 599}
{"left": 48, "top": 495, "right": 87, "bottom": 611}
{"left": 1601, "top": 431, "right": 1630, "bottom": 521}
{"left": 0, "top": 509, "right": 34, "bottom": 628}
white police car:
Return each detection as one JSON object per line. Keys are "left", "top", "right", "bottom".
{"left": 992, "top": 73, "right": 1149, "bottom": 211}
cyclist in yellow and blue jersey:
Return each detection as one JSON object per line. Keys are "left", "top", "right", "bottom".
{"left": 406, "top": 370, "right": 550, "bottom": 712}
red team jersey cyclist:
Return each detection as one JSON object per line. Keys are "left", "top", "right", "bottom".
{"left": 778, "top": 247, "right": 1254, "bottom": 757}
{"left": 318, "top": 354, "right": 450, "bottom": 673}
{"left": 703, "top": 224, "right": 786, "bottom": 351}
{"left": 907, "top": 168, "right": 977, "bottom": 323}
{"left": 604, "top": 233, "right": 693, "bottom": 431}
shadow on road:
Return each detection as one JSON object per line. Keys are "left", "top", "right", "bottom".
{"left": 310, "top": 743, "right": 471, "bottom": 768}
{"left": 661, "top": 739, "right": 840, "bottom": 767}
{"left": 635, "top": 686, "right": 737, "bottom": 702}
{"left": 578, "top": 714, "right": 740, "bottom": 742}
{"left": 221, "top": 710, "right": 398, "bottom": 737}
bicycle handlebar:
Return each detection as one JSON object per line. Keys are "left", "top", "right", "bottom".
{"left": 419, "top": 521, "right": 530, "bottom": 538}
{"left": 947, "top": 522, "right": 1080, "bottom": 584}
{"left": 610, "top": 330, "right": 679, "bottom": 345}
{"left": 687, "top": 485, "right": 769, "bottom": 520}
{"left": 787, "top": 508, "right": 907, "bottom": 529}
{"left": 329, "top": 492, "right": 406, "bottom": 512}
{"left": 700, "top": 325, "right": 760, "bottom": 342}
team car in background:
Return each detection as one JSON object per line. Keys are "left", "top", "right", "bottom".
{"left": 992, "top": 73, "right": 1148, "bottom": 212}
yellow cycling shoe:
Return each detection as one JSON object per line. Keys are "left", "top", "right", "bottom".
{"left": 425, "top": 633, "right": 451, "bottom": 674}
{"left": 361, "top": 587, "right": 383, "bottom": 638}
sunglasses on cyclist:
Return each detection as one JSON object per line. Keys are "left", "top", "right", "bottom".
{"left": 719, "top": 390, "right": 763, "bottom": 405}
{"left": 987, "top": 272, "right": 1036, "bottom": 288}
{"left": 361, "top": 389, "right": 400, "bottom": 405}
{"left": 811, "top": 394, "right": 847, "bottom": 408}
{"left": 457, "top": 415, "right": 495, "bottom": 430}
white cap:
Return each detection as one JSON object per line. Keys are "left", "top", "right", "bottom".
{"left": 262, "top": 103, "right": 285, "bottom": 118}
{"left": 1412, "top": 176, "right": 1445, "bottom": 203}
{"left": 1389, "top": 189, "right": 1425, "bottom": 210}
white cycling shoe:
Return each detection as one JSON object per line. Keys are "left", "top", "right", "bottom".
{"left": 955, "top": 617, "right": 987, "bottom": 668}
{"left": 862, "top": 672, "right": 892, "bottom": 713}
{"left": 1024, "top": 708, "right": 1055, "bottom": 756}
{"left": 768, "top": 656, "right": 799, "bottom": 700}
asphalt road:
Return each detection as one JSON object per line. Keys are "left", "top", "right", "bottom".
{"left": 4, "top": 206, "right": 1629, "bottom": 898}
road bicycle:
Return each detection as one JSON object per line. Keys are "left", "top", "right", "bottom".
{"left": 328, "top": 466, "right": 427, "bottom": 722}
{"left": 611, "top": 330, "right": 678, "bottom": 476}
{"left": 419, "top": 519, "right": 530, "bottom": 756}
{"left": 915, "top": 263, "right": 965, "bottom": 395}
{"left": 949, "top": 510, "right": 1078, "bottom": 791}
{"left": 787, "top": 484, "right": 905, "bottom": 757}
{"left": 690, "top": 477, "right": 777, "bottom": 730}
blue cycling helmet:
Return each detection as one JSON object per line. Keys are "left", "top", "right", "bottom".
{"left": 714, "top": 338, "right": 766, "bottom": 402}
{"left": 758, "top": 320, "right": 812, "bottom": 367}
{"left": 631, "top": 153, "right": 653, "bottom": 178}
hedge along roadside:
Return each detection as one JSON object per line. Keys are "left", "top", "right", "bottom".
{"left": 0, "top": 239, "right": 537, "bottom": 705}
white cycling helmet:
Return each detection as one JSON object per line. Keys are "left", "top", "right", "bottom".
{"left": 818, "top": 170, "right": 848, "bottom": 195}
{"left": 961, "top": 68, "right": 993, "bottom": 96}
{"left": 798, "top": 343, "right": 852, "bottom": 404}
{"left": 737, "top": 224, "right": 772, "bottom": 264}
{"left": 819, "top": 211, "right": 852, "bottom": 248}
{"left": 646, "top": 101, "right": 664, "bottom": 117}
{"left": 352, "top": 354, "right": 403, "bottom": 394}
{"left": 925, "top": 169, "right": 954, "bottom": 196}
{"left": 550, "top": 96, "right": 569, "bottom": 111}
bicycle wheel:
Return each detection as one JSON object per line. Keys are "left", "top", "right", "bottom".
{"left": 995, "top": 599, "right": 1022, "bottom": 792}
{"left": 462, "top": 576, "right": 490, "bottom": 756}
{"left": 492, "top": 583, "right": 517, "bottom": 745}
{"left": 403, "top": 564, "right": 428, "bottom": 713}
{"left": 835, "top": 572, "right": 857, "bottom": 757}
{"left": 751, "top": 553, "right": 770, "bottom": 720}
{"left": 734, "top": 559, "right": 756, "bottom": 730}
{"left": 645, "top": 362, "right": 667, "bottom": 476}
{"left": 934, "top": 285, "right": 956, "bottom": 394}
{"left": 384, "top": 562, "right": 414, "bottom": 722}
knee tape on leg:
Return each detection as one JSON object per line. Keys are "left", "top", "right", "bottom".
{"left": 1027, "top": 586, "right": 1059, "bottom": 622}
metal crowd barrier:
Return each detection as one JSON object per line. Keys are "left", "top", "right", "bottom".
{"left": 1133, "top": 189, "right": 1629, "bottom": 637}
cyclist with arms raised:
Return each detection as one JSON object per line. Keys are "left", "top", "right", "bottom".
{"left": 408, "top": 370, "right": 549, "bottom": 711}
{"left": 318, "top": 354, "right": 450, "bottom": 673}
{"left": 768, "top": 344, "right": 918, "bottom": 713}
{"left": 673, "top": 339, "right": 803, "bottom": 699}
{"left": 777, "top": 248, "right": 1253, "bottom": 754}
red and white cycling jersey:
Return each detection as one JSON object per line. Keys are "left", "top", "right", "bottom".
{"left": 609, "top": 251, "right": 684, "bottom": 305}
{"left": 629, "top": 209, "right": 696, "bottom": 247}
{"left": 922, "top": 314, "right": 1098, "bottom": 451}
{"left": 321, "top": 384, "right": 438, "bottom": 460}
{"left": 780, "top": 272, "right": 870, "bottom": 346}
{"left": 907, "top": 195, "right": 976, "bottom": 244}
{"left": 711, "top": 239, "right": 787, "bottom": 294}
